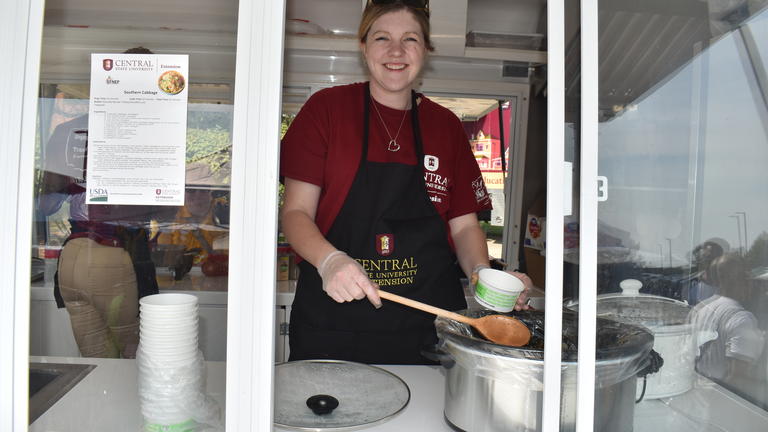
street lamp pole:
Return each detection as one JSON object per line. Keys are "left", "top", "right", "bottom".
{"left": 658, "top": 244, "right": 664, "bottom": 269}
{"left": 730, "top": 214, "right": 743, "bottom": 255}
{"left": 736, "top": 211, "right": 748, "bottom": 253}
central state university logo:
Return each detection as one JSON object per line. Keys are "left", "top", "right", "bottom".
{"left": 103, "top": 58, "right": 114, "bottom": 71}
{"left": 424, "top": 155, "right": 439, "bottom": 172}
{"left": 376, "top": 234, "right": 394, "bottom": 256}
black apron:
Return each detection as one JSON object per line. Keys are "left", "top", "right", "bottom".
{"left": 289, "top": 85, "right": 466, "bottom": 364}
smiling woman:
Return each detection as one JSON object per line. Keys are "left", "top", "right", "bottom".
{"left": 278, "top": 0, "right": 532, "bottom": 366}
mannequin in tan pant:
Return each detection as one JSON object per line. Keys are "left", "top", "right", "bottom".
{"left": 57, "top": 238, "right": 140, "bottom": 358}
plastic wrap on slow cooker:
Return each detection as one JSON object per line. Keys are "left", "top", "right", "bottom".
{"left": 435, "top": 309, "right": 654, "bottom": 390}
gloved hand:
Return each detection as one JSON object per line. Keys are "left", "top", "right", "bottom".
{"left": 318, "top": 250, "right": 382, "bottom": 308}
{"left": 507, "top": 271, "right": 532, "bottom": 311}
{"left": 469, "top": 264, "right": 490, "bottom": 287}
{"left": 470, "top": 265, "right": 532, "bottom": 311}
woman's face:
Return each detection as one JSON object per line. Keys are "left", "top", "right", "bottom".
{"left": 361, "top": 9, "right": 427, "bottom": 105}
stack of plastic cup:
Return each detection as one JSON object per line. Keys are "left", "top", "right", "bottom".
{"left": 137, "top": 293, "right": 204, "bottom": 431}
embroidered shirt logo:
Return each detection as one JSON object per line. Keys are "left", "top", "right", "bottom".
{"left": 376, "top": 234, "right": 394, "bottom": 256}
{"left": 424, "top": 155, "right": 439, "bottom": 172}
{"left": 472, "top": 176, "right": 490, "bottom": 204}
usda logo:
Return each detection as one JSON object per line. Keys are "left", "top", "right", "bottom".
{"left": 89, "top": 188, "right": 108, "bottom": 202}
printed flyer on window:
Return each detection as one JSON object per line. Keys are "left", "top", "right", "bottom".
{"left": 86, "top": 53, "right": 189, "bottom": 206}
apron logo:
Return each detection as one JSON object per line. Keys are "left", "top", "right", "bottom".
{"left": 376, "top": 234, "right": 394, "bottom": 256}
{"left": 472, "top": 176, "right": 489, "bottom": 203}
{"left": 424, "top": 155, "right": 439, "bottom": 172}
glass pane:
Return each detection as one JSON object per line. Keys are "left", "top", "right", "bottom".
{"left": 29, "top": 1, "right": 237, "bottom": 430}
{"left": 592, "top": 1, "right": 768, "bottom": 430}
{"left": 431, "top": 95, "right": 516, "bottom": 263}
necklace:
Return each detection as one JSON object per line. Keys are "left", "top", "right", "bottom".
{"left": 371, "top": 98, "right": 408, "bottom": 152}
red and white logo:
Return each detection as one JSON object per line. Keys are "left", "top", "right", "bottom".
{"left": 424, "top": 155, "right": 439, "bottom": 172}
{"left": 376, "top": 234, "right": 394, "bottom": 256}
{"left": 103, "top": 59, "right": 113, "bottom": 71}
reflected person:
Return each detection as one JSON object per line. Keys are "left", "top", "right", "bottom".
{"left": 690, "top": 252, "right": 764, "bottom": 383}
{"left": 37, "top": 46, "right": 161, "bottom": 358}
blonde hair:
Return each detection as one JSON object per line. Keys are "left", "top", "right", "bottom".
{"left": 357, "top": 2, "right": 434, "bottom": 52}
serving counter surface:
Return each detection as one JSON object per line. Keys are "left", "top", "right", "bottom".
{"left": 28, "top": 356, "right": 768, "bottom": 432}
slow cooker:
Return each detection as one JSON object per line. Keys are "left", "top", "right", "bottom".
{"left": 566, "top": 279, "right": 717, "bottom": 399}
{"left": 434, "top": 309, "right": 654, "bottom": 432}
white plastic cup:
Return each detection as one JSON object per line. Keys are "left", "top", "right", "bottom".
{"left": 140, "top": 318, "right": 197, "bottom": 328}
{"left": 141, "top": 353, "right": 200, "bottom": 369}
{"left": 140, "top": 293, "right": 198, "bottom": 311}
{"left": 143, "top": 417, "right": 196, "bottom": 432}
{"left": 140, "top": 305, "right": 198, "bottom": 314}
{"left": 139, "top": 341, "right": 198, "bottom": 354}
{"left": 138, "top": 340, "right": 198, "bottom": 353}
{"left": 474, "top": 269, "right": 525, "bottom": 313}
{"left": 140, "top": 332, "right": 197, "bottom": 342}
{"left": 139, "top": 320, "right": 197, "bottom": 329}
{"left": 140, "top": 330, "right": 197, "bottom": 341}
{"left": 140, "top": 309, "right": 199, "bottom": 320}
{"left": 140, "top": 321, "right": 198, "bottom": 332}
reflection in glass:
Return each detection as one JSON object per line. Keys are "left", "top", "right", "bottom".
{"left": 593, "top": 0, "right": 768, "bottom": 424}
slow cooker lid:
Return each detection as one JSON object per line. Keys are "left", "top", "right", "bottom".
{"left": 274, "top": 360, "right": 410, "bottom": 431}
{"left": 566, "top": 279, "right": 692, "bottom": 327}
{"left": 592, "top": 294, "right": 691, "bottom": 327}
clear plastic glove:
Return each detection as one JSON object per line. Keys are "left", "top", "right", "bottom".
{"left": 507, "top": 271, "right": 532, "bottom": 311}
{"left": 470, "top": 265, "right": 531, "bottom": 311}
{"left": 318, "top": 251, "right": 382, "bottom": 308}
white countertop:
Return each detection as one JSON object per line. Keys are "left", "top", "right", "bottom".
{"left": 29, "top": 356, "right": 227, "bottom": 432}
{"left": 28, "top": 356, "right": 452, "bottom": 432}
{"left": 29, "top": 356, "right": 768, "bottom": 432}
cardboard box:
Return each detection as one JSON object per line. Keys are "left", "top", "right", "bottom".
{"left": 524, "top": 247, "right": 546, "bottom": 289}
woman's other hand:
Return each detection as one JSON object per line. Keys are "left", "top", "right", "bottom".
{"left": 318, "top": 251, "right": 382, "bottom": 308}
{"left": 471, "top": 265, "right": 532, "bottom": 311}
{"left": 508, "top": 271, "right": 532, "bottom": 310}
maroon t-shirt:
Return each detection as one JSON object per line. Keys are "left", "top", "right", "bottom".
{"left": 280, "top": 82, "right": 491, "bottom": 250}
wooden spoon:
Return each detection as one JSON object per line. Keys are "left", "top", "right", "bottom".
{"left": 378, "top": 289, "right": 531, "bottom": 347}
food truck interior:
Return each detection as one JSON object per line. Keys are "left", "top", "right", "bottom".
{"left": 25, "top": 0, "right": 768, "bottom": 429}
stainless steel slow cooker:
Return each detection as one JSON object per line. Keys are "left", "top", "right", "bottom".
{"left": 434, "top": 309, "right": 654, "bottom": 432}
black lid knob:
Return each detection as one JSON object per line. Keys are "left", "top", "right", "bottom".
{"left": 306, "top": 394, "right": 339, "bottom": 415}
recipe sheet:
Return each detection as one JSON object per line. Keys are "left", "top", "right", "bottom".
{"left": 86, "top": 53, "right": 189, "bottom": 205}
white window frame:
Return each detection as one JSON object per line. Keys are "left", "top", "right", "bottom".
{"left": 542, "top": 1, "right": 566, "bottom": 431}
{"left": 223, "top": 0, "right": 286, "bottom": 430}
{"left": 0, "top": 0, "right": 45, "bottom": 430}
{"left": 576, "top": 0, "right": 599, "bottom": 431}
{"left": 0, "top": 0, "right": 287, "bottom": 431}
